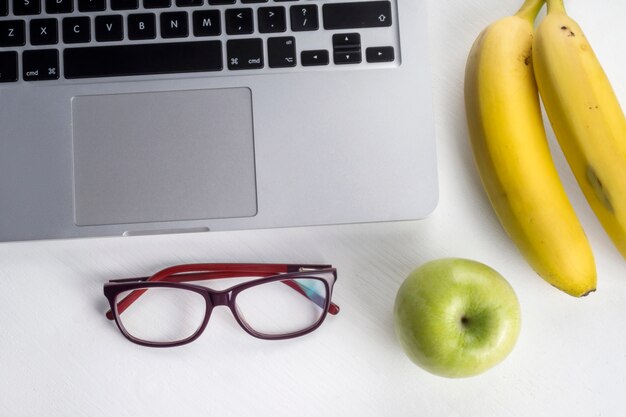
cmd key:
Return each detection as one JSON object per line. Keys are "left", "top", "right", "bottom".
{"left": 23, "top": 49, "right": 59, "bottom": 81}
{"left": 323, "top": 1, "right": 392, "bottom": 30}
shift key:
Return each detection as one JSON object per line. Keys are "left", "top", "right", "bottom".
{"left": 323, "top": 1, "right": 392, "bottom": 30}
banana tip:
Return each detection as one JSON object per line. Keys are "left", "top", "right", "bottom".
{"left": 579, "top": 288, "right": 596, "bottom": 297}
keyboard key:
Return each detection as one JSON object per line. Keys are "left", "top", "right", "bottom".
{"left": 161, "top": 11, "right": 188, "bottom": 38}
{"left": 111, "top": 0, "right": 138, "bottom": 10}
{"left": 323, "top": 1, "right": 392, "bottom": 30}
{"left": 290, "top": 4, "right": 318, "bottom": 32}
{"left": 333, "top": 49, "right": 361, "bottom": 65}
{"left": 0, "top": 0, "right": 7, "bottom": 16}
{"left": 258, "top": 6, "right": 285, "bottom": 33}
{"left": 62, "top": 16, "right": 90, "bottom": 43}
{"left": 366, "top": 46, "right": 394, "bottom": 63}
{"left": 301, "top": 49, "right": 328, "bottom": 66}
{"left": 332, "top": 32, "right": 360, "bottom": 49}
{"left": 267, "top": 36, "right": 295, "bottom": 68}
{"left": 192, "top": 9, "right": 220, "bottom": 36}
{"left": 23, "top": 49, "right": 59, "bottom": 81}
{"left": 241, "top": 0, "right": 267, "bottom": 3}
{"left": 143, "top": 0, "right": 170, "bottom": 9}
{"left": 226, "top": 38, "right": 263, "bottom": 70}
{"left": 95, "top": 15, "right": 123, "bottom": 42}
{"left": 0, "top": 20, "right": 26, "bottom": 47}
{"left": 30, "top": 18, "right": 58, "bottom": 45}
{"left": 208, "top": 0, "right": 233, "bottom": 4}
{"left": 13, "top": 0, "right": 40, "bottom": 15}
{"left": 0, "top": 51, "right": 18, "bottom": 82}
{"left": 332, "top": 32, "right": 361, "bottom": 65}
{"left": 78, "top": 0, "right": 105, "bottom": 12}
{"left": 45, "top": 0, "right": 73, "bottom": 14}
{"left": 176, "top": 0, "right": 202, "bottom": 6}
{"left": 128, "top": 13, "right": 156, "bottom": 40}
{"left": 64, "top": 41, "right": 223, "bottom": 79}
{"left": 225, "top": 8, "right": 253, "bottom": 35}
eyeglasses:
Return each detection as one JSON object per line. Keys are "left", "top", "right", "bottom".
{"left": 103, "top": 263, "right": 339, "bottom": 347}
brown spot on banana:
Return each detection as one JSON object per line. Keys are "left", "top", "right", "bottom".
{"left": 586, "top": 166, "right": 614, "bottom": 213}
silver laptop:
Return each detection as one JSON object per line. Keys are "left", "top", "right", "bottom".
{"left": 0, "top": 0, "right": 438, "bottom": 242}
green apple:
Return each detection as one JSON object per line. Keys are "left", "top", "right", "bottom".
{"left": 394, "top": 258, "right": 521, "bottom": 378}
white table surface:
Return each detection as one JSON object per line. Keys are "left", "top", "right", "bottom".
{"left": 2, "top": 1, "right": 625, "bottom": 416}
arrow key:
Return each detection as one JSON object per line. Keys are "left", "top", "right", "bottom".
{"left": 366, "top": 46, "right": 394, "bottom": 63}
{"left": 333, "top": 48, "right": 361, "bottom": 65}
{"left": 301, "top": 49, "right": 329, "bottom": 66}
{"left": 332, "top": 32, "right": 360, "bottom": 49}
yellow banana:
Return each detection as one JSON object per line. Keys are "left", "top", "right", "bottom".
{"left": 464, "top": 0, "right": 596, "bottom": 296}
{"left": 533, "top": 0, "right": 626, "bottom": 259}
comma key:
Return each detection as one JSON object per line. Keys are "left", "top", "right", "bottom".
{"left": 23, "top": 49, "right": 60, "bottom": 81}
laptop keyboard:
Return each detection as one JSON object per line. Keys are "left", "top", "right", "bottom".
{"left": 0, "top": 0, "right": 398, "bottom": 83}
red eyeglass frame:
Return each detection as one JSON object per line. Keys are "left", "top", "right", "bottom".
{"left": 103, "top": 263, "right": 340, "bottom": 347}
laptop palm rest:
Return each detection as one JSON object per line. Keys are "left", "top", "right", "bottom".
{"left": 71, "top": 88, "right": 258, "bottom": 226}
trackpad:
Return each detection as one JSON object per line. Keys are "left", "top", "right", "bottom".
{"left": 72, "top": 88, "right": 257, "bottom": 226}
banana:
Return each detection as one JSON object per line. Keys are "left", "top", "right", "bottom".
{"left": 464, "top": 0, "right": 596, "bottom": 296}
{"left": 533, "top": 0, "right": 626, "bottom": 259}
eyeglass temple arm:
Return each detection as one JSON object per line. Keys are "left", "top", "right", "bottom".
{"left": 106, "top": 264, "right": 339, "bottom": 319}
{"left": 280, "top": 279, "right": 340, "bottom": 314}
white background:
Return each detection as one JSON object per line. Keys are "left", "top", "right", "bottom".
{"left": 2, "top": 0, "right": 626, "bottom": 415}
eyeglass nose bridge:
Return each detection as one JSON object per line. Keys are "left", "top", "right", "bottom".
{"left": 208, "top": 290, "right": 232, "bottom": 308}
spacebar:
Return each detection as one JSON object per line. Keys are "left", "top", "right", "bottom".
{"left": 64, "top": 41, "right": 223, "bottom": 79}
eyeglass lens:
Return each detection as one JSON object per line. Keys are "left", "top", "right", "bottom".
{"left": 116, "top": 287, "right": 206, "bottom": 344}
{"left": 235, "top": 278, "right": 328, "bottom": 336}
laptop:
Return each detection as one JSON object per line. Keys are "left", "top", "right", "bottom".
{"left": 0, "top": 0, "right": 438, "bottom": 242}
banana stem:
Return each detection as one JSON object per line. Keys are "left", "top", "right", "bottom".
{"left": 545, "top": 0, "right": 566, "bottom": 14}
{"left": 515, "top": 0, "right": 546, "bottom": 23}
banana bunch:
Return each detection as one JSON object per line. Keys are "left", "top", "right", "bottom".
{"left": 464, "top": 0, "right": 603, "bottom": 297}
